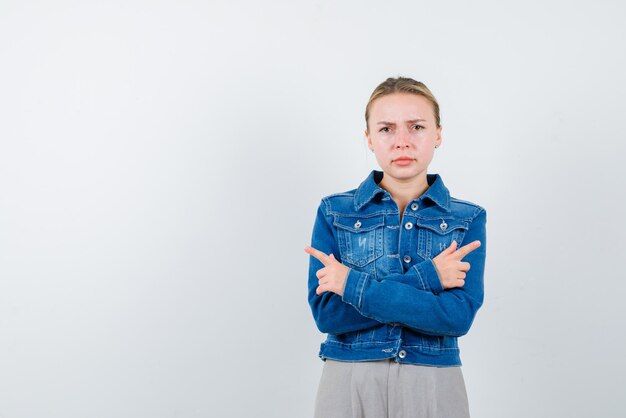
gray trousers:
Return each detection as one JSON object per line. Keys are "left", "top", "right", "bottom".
{"left": 314, "top": 359, "right": 470, "bottom": 418}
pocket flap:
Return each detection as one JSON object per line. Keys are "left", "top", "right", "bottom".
{"left": 333, "top": 216, "right": 384, "bottom": 233}
{"left": 415, "top": 218, "right": 468, "bottom": 235}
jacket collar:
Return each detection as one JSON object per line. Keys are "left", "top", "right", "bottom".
{"left": 354, "top": 170, "right": 450, "bottom": 211}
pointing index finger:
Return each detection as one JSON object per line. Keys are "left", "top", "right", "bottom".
{"left": 304, "top": 245, "right": 330, "bottom": 266}
{"left": 454, "top": 240, "right": 481, "bottom": 259}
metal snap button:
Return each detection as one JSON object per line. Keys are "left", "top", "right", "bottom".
{"left": 410, "top": 202, "right": 419, "bottom": 211}
{"left": 398, "top": 350, "right": 407, "bottom": 359}
{"left": 354, "top": 220, "right": 361, "bottom": 229}
{"left": 404, "top": 222, "right": 413, "bottom": 230}
{"left": 403, "top": 255, "right": 412, "bottom": 263}
{"left": 440, "top": 221, "right": 448, "bottom": 231}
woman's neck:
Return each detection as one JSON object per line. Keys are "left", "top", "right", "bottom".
{"left": 379, "top": 172, "right": 429, "bottom": 216}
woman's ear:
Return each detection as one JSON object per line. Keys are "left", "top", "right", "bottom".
{"left": 365, "top": 130, "right": 373, "bottom": 151}
{"left": 435, "top": 125, "right": 442, "bottom": 148}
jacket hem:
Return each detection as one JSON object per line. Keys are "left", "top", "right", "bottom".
{"left": 319, "top": 341, "right": 462, "bottom": 367}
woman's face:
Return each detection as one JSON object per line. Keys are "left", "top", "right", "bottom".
{"left": 366, "top": 93, "right": 442, "bottom": 183}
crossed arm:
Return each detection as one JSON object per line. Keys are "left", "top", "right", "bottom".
{"left": 306, "top": 239, "right": 479, "bottom": 298}
{"left": 306, "top": 202, "right": 486, "bottom": 337}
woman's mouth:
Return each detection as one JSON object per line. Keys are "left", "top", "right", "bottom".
{"left": 393, "top": 157, "right": 415, "bottom": 166}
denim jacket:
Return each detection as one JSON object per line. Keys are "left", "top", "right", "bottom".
{"left": 307, "top": 170, "right": 487, "bottom": 367}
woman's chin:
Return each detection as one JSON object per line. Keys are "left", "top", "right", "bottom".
{"left": 383, "top": 166, "right": 425, "bottom": 181}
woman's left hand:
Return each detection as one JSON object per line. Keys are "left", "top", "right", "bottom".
{"left": 305, "top": 246, "right": 350, "bottom": 296}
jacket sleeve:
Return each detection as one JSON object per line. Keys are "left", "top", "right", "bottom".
{"left": 307, "top": 199, "right": 383, "bottom": 335}
{"left": 340, "top": 207, "right": 487, "bottom": 337}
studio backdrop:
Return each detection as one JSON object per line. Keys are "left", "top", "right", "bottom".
{"left": 0, "top": 1, "right": 624, "bottom": 417}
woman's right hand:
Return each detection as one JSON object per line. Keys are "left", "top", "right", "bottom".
{"left": 432, "top": 240, "right": 481, "bottom": 289}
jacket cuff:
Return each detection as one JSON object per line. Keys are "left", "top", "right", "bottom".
{"left": 342, "top": 268, "right": 368, "bottom": 310}
{"left": 414, "top": 259, "right": 444, "bottom": 295}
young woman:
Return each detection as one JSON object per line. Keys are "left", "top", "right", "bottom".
{"left": 304, "top": 77, "right": 487, "bottom": 418}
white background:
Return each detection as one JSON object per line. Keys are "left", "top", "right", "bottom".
{"left": 1, "top": 1, "right": 625, "bottom": 417}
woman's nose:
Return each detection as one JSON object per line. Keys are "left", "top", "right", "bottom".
{"left": 394, "top": 132, "right": 410, "bottom": 148}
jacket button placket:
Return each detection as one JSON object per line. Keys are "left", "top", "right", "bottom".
{"left": 399, "top": 219, "right": 415, "bottom": 272}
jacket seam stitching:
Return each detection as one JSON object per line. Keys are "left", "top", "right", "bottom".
{"left": 413, "top": 265, "right": 427, "bottom": 290}
{"left": 322, "top": 341, "right": 459, "bottom": 351}
{"left": 357, "top": 272, "right": 368, "bottom": 309}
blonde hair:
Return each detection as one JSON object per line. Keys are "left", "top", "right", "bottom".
{"left": 365, "top": 77, "right": 441, "bottom": 131}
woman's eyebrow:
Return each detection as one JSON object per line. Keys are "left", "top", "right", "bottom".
{"left": 376, "top": 119, "right": 427, "bottom": 125}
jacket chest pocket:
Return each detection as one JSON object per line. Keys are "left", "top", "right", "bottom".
{"left": 334, "top": 216, "right": 384, "bottom": 267}
{"left": 416, "top": 218, "right": 469, "bottom": 259}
